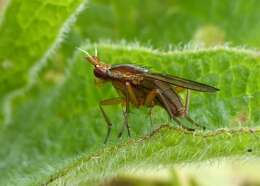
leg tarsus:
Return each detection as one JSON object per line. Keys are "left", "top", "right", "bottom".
{"left": 117, "top": 116, "right": 130, "bottom": 138}
{"left": 118, "top": 111, "right": 131, "bottom": 138}
{"left": 99, "top": 104, "right": 113, "bottom": 143}
{"left": 126, "top": 122, "right": 131, "bottom": 137}
{"left": 117, "top": 127, "right": 124, "bottom": 138}
{"left": 172, "top": 117, "right": 195, "bottom": 132}
{"left": 185, "top": 115, "right": 206, "bottom": 130}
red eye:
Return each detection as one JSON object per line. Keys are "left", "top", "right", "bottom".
{"left": 94, "top": 68, "right": 109, "bottom": 79}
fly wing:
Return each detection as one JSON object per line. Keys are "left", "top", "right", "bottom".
{"left": 143, "top": 73, "right": 219, "bottom": 92}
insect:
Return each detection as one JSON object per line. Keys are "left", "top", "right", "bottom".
{"left": 79, "top": 48, "right": 219, "bottom": 143}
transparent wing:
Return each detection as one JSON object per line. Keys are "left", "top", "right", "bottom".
{"left": 143, "top": 73, "right": 219, "bottom": 92}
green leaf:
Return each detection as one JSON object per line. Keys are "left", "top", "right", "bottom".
{"left": 1, "top": 1, "right": 260, "bottom": 185}
{"left": 43, "top": 126, "right": 260, "bottom": 185}
{"left": 0, "top": 0, "right": 86, "bottom": 122}
{"left": 1, "top": 42, "right": 259, "bottom": 185}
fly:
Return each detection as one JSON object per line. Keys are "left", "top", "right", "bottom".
{"left": 79, "top": 48, "right": 219, "bottom": 143}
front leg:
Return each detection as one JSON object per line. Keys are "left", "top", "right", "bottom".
{"left": 99, "top": 97, "right": 125, "bottom": 143}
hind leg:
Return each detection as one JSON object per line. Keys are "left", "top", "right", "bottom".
{"left": 155, "top": 89, "right": 195, "bottom": 131}
{"left": 183, "top": 89, "right": 206, "bottom": 130}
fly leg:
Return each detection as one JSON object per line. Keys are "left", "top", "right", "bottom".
{"left": 145, "top": 90, "right": 158, "bottom": 131}
{"left": 184, "top": 89, "right": 190, "bottom": 115}
{"left": 118, "top": 82, "right": 138, "bottom": 138}
{"left": 183, "top": 89, "right": 206, "bottom": 130}
{"left": 118, "top": 92, "right": 130, "bottom": 138}
{"left": 172, "top": 117, "right": 195, "bottom": 131}
{"left": 144, "top": 89, "right": 157, "bottom": 106}
{"left": 126, "top": 82, "right": 139, "bottom": 106}
{"left": 148, "top": 108, "right": 153, "bottom": 133}
{"left": 147, "top": 89, "right": 194, "bottom": 131}
{"left": 157, "top": 89, "right": 194, "bottom": 131}
{"left": 185, "top": 116, "right": 206, "bottom": 130}
{"left": 100, "top": 97, "right": 125, "bottom": 143}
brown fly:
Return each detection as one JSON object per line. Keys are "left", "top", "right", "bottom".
{"left": 79, "top": 48, "right": 219, "bottom": 143}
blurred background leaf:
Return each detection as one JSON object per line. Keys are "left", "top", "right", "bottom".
{"left": 0, "top": 0, "right": 86, "bottom": 122}
{"left": 73, "top": 0, "right": 260, "bottom": 48}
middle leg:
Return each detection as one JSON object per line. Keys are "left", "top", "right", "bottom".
{"left": 118, "top": 82, "right": 138, "bottom": 138}
{"left": 144, "top": 90, "right": 158, "bottom": 132}
{"left": 145, "top": 89, "right": 194, "bottom": 131}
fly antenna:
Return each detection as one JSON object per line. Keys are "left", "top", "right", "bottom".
{"left": 77, "top": 47, "right": 92, "bottom": 59}
{"left": 77, "top": 47, "right": 100, "bottom": 66}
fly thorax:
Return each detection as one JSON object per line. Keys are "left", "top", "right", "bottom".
{"left": 130, "top": 75, "right": 144, "bottom": 85}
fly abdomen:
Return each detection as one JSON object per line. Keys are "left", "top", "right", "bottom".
{"left": 154, "top": 80, "right": 184, "bottom": 118}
